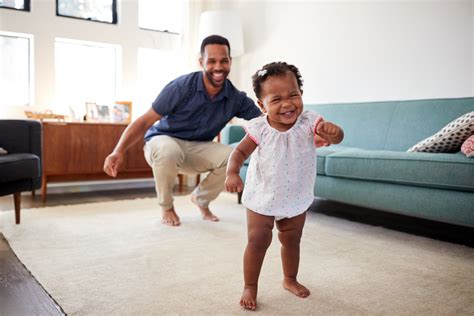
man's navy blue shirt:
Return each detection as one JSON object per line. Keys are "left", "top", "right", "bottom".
{"left": 144, "top": 72, "right": 261, "bottom": 142}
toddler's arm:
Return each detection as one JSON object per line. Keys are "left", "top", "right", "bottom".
{"left": 225, "top": 135, "right": 257, "bottom": 193}
{"left": 316, "top": 121, "right": 344, "bottom": 145}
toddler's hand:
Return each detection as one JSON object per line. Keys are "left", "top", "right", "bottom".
{"left": 225, "top": 174, "right": 244, "bottom": 193}
{"left": 316, "top": 121, "right": 343, "bottom": 144}
{"left": 317, "top": 121, "right": 338, "bottom": 137}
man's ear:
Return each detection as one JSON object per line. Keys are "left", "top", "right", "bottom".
{"left": 199, "top": 57, "right": 203, "bottom": 68}
{"left": 257, "top": 100, "right": 266, "bottom": 113}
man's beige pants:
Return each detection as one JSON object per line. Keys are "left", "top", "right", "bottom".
{"left": 144, "top": 135, "right": 233, "bottom": 212}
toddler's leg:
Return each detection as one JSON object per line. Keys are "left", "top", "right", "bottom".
{"left": 241, "top": 209, "right": 275, "bottom": 310}
{"left": 276, "top": 212, "right": 310, "bottom": 298}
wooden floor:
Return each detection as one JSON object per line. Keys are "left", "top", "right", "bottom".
{"left": 0, "top": 234, "right": 65, "bottom": 315}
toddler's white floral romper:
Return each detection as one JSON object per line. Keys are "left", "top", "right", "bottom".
{"left": 242, "top": 110, "right": 324, "bottom": 219}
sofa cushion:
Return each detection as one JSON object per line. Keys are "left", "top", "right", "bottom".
{"left": 325, "top": 149, "right": 474, "bottom": 192}
{"left": 407, "top": 111, "right": 474, "bottom": 153}
{"left": 316, "top": 145, "right": 352, "bottom": 175}
{"left": 0, "top": 153, "right": 40, "bottom": 183}
{"left": 461, "top": 135, "right": 474, "bottom": 158}
{"left": 306, "top": 98, "right": 474, "bottom": 151}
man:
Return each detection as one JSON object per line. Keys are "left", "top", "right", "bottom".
{"left": 103, "top": 35, "right": 261, "bottom": 227}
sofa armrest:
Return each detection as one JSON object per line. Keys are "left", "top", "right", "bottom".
{"left": 221, "top": 124, "right": 246, "bottom": 145}
{"left": 0, "top": 120, "right": 42, "bottom": 160}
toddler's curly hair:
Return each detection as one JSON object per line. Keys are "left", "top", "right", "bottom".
{"left": 252, "top": 62, "right": 303, "bottom": 100}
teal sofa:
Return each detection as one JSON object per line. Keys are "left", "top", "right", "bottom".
{"left": 221, "top": 97, "right": 474, "bottom": 228}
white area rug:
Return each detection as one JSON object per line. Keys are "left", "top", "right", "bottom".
{"left": 1, "top": 193, "right": 473, "bottom": 315}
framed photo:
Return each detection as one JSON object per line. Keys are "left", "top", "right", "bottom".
{"left": 85, "top": 102, "right": 99, "bottom": 122}
{"left": 97, "top": 104, "right": 111, "bottom": 122}
{"left": 111, "top": 101, "right": 132, "bottom": 124}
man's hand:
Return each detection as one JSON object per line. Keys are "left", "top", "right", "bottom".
{"left": 225, "top": 174, "right": 244, "bottom": 193}
{"left": 316, "top": 121, "right": 344, "bottom": 144}
{"left": 103, "top": 152, "right": 124, "bottom": 177}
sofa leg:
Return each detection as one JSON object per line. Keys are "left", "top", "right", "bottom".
{"left": 237, "top": 191, "right": 242, "bottom": 204}
{"left": 13, "top": 192, "right": 21, "bottom": 224}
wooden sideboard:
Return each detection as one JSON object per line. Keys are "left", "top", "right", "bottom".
{"left": 41, "top": 122, "right": 153, "bottom": 202}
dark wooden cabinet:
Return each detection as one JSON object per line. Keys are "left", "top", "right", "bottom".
{"left": 41, "top": 122, "right": 152, "bottom": 202}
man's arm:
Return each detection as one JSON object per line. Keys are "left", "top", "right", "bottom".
{"left": 103, "top": 108, "right": 161, "bottom": 177}
{"left": 225, "top": 135, "right": 257, "bottom": 193}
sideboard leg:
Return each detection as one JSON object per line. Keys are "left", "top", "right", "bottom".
{"left": 41, "top": 176, "right": 47, "bottom": 203}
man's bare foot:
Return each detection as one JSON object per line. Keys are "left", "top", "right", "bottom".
{"left": 240, "top": 285, "right": 257, "bottom": 310}
{"left": 283, "top": 278, "right": 310, "bottom": 298}
{"left": 162, "top": 207, "right": 180, "bottom": 226}
{"left": 191, "top": 195, "right": 219, "bottom": 222}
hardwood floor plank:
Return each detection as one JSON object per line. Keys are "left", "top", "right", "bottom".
{"left": 0, "top": 234, "right": 65, "bottom": 316}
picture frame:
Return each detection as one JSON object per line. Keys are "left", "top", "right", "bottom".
{"left": 97, "top": 104, "right": 111, "bottom": 122}
{"left": 85, "top": 102, "right": 100, "bottom": 122}
{"left": 111, "top": 101, "right": 132, "bottom": 124}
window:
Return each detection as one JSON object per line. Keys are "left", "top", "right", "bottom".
{"left": 56, "top": 0, "right": 117, "bottom": 24}
{"left": 54, "top": 38, "right": 121, "bottom": 110}
{"left": 0, "top": 31, "right": 34, "bottom": 106}
{"left": 0, "top": 0, "right": 30, "bottom": 11}
{"left": 138, "top": 0, "right": 184, "bottom": 34}
{"left": 136, "top": 48, "right": 185, "bottom": 116}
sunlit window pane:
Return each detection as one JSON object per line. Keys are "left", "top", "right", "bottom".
{"left": 0, "top": 0, "right": 30, "bottom": 11}
{"left": 55, "top": 38, "right": 120, "bottom": 110}
{"left": 0, "top": 33, "right": 32, "bottom": 106}
{"left": 57, "top": 0, "right": 117, "bottom": 24}
{"left": 138, "top": 0, "right": 184, "bottom": 33}
{"left": 136, "top": 48, "right": 185, "bottom": 116}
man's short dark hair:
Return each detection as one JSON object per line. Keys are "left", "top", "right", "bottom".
{"left": 200, "top": 35, "right": 231, "bottom": 57}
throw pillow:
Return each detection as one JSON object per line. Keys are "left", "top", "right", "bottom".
{"left": 0, "top": 147, "right": 7, "bottom": 155}
{"left": 461, "top": 135, "right": 474, "bottom": 157}
{"left": 407, "top": 111, "right": 474, "bottom": 153}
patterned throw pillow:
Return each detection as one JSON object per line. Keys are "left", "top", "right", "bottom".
{"left": 461, "top": 135, "right": 474, "bottom": 157}
{"left": 407, "top": 111, "right": 474, "bottom": 153}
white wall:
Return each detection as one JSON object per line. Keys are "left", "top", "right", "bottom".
{"left": 210, "top": 0, "right": 473, "bottom": 104}
{"left": 1, "top": 0, "right": 472, "bottom": 119}
{"left": 0, "top": 0, "right": 203, "bottom": 118}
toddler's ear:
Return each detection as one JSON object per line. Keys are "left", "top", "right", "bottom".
{"left": 257, "top": 100, "right": 266, "bottom": 113}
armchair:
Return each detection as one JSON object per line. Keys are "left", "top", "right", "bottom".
{"left": 0, "top": 120, "right": 42, "bottom": 224}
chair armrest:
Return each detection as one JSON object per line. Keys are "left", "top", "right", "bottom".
{"left": 221, "top": 124, "right": 246, "bottom": 145}
{"left": 0, "top": 120, "right": 42, "bottom": 160}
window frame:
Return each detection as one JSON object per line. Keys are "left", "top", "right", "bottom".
{"left": 0, "top": 0, "right": 30, "bottom": 11}
{"left": 0, "top": 30, "right": 34, "bottom": 106}
{"left": 55, "top": 0, "right": 118, "bottom": 25}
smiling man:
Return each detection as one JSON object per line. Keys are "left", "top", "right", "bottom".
{"left": 103, "top": 35, "right": 261, "bottom": 227}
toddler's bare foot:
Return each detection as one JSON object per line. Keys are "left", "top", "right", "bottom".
{"left": 162, "top": 207, "right": 180, "bottom": 226}
{"left": 240, "top": 285, "right": 257, "bottom": 310}
{"left": 191, "top": 195, "right": 219, "bottom": 222}
{"left": 283, "top": 278, "right": 310, "bottom": 298}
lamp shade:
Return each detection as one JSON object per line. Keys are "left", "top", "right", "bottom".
{"left": 197, "top": 10, "right": 244, "bottom": 57}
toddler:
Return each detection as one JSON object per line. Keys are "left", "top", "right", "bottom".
{"left": 225, "top": 62, "right": 344, "bottom": 310}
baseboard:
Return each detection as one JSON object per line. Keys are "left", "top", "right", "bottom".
{"left": 38, "top": 179, "right": 156, "bottom": 194}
